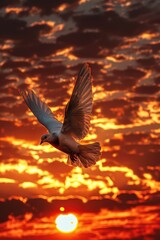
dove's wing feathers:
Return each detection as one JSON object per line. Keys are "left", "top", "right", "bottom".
{"left": 20, "top": 90, "right": 62, "bottom": 133}
{"left": 62, "top": 63, "right": 92, "bottom": 139}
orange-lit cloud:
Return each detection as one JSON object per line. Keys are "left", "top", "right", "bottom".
{"left": 0, "top": 0, "right": 160, "bottom": 239}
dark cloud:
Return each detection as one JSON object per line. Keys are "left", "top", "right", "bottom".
{"left": 117, "top": 193, "right": 139, "bottom": 202}
{"left": 38, "top": 161, "right": 71, "bottom": 181}
{"left": 0, "top": 0, "right": 19, "bottom": 8}
{"left": 0, "top": 197, "right": 131, "bottom": 223}
{"left": 134, "top": 85, "right": 160, "bottom": 95}
{"left": 73, "top": 11, "right": 146, "bottom": 37}
{"left": 94, "top": 98, "right": 139, "bottom": 124}
{"left": 129, "top": 96, "right": 150, "bottom": 103}
{"left": 128, "top": 0, "right": 160, "bottom": 24}
{"left": 140, "top": 42, "right": 160, "bottom": 56}
{"left": 0, "top": 199, "right": 27, "bottom": 223}
{"left": 136, "top": 57, "right": 156, "bottom": 68}
{"left": 0, "top": 96, "right": 16, "bottom": 104}
{"left": 154, "top": 76, "right": 160, "bottom": 85}
{"left": 26, "top": 63, "right": 66, "bottom": 79}
{"left": 128, "top": 2, "right": 149, "bottom": 18}
{"left": 1, "top": 60, "right": 31, "bottom": 69}
{"left": 56, "top": 29, "right": 122, "bottom": 59}
{"left": 0, "top": 16, "right": 27, "bottom": 41}
{"left": 23, "top": 0, "right": 79, "bottom": 15}
{"left": 103, "top": 132, "right": 160, "bottom": 178}
{"left": 9, "top": 41, "right": 57, "bottom": 58}
{"left": 1, "top": 193, "right": 159, "bottom": 224}
{"left": 103, "top": 67, "right": 146, "bottom": 91}
{"left": 0, "top": 119, "right": 45, "bottom": 141}
{"left": 0, "top": 139, "right": 32, "bottom": 162}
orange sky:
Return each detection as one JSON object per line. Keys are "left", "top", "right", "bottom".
{"left": 0, "top": 0, "right": 160, "bottom": 239}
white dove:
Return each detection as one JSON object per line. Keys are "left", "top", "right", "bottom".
{"left": 20, "top": 64, "right": 101, "bottom": 168}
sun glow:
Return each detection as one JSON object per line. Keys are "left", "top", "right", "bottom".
{"left": 55, "top": 213, "right": 78, "bottom": 233}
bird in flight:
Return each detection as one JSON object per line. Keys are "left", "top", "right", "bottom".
{"left": 20, "top": 64, "right": 101, "bottom": 168}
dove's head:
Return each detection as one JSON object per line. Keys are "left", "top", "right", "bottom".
{"left": 40, "top": 133, "right": 58, "bottom": 145}
{"left": 40, "top": 134, "right": 50, "bottom": 145}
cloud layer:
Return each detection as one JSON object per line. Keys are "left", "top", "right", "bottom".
{"left": 0, "top": 0, "right": 160, "bottom": 238}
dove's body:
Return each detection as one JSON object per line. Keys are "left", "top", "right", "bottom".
{"left": 20, "top": 64, "right": 101, "bottom": 168}
{"left": 48, "top": 132, "right": 79, "bottom": 154}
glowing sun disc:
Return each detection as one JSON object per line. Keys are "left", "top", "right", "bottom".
{"left": 55, "top": 213, "right": 78, "bottom": 233}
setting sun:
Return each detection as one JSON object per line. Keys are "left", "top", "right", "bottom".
{"left": 55, "top": 213, "right": 78, "bottom": 233}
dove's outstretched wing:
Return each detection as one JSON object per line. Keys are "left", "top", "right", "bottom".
{"left": 61, "top": 63, "right": 92, "bottom": 139}
{"left": 20, "top": 90, "right": 62, "bottom": 134}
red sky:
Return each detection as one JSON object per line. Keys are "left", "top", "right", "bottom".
{"left": 0, "top": 0, "right": 160, "bottom": 239}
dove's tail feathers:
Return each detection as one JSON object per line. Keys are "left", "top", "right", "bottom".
{"left": 67, "top": 142, "right": 101, "bottom": 168}
{"left": 78, "top": 142, "right": 101, "bottom": 168}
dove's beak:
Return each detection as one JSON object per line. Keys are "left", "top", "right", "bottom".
{"left": 40, "top": 140, "right": 43, "bottom": 145}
